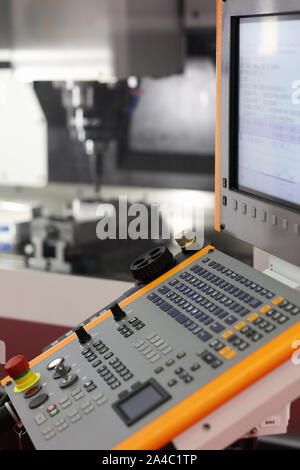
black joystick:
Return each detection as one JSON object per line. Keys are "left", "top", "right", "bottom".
{"left": 74, "top": 325, "right": 91, "bottom": 344}
{"left": 111, "top": 304, "right": 126, "bottom": 321}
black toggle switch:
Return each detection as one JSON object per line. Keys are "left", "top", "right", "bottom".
{"left": 111, "top": 304, "right": 126, "bottom": 321}
{"left": 74, "top": 325, "right": 91, "bottom": 344}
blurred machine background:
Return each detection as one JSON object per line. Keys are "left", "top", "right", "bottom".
{"left": 0, "top": 0, "right": 251, "bottom": 281}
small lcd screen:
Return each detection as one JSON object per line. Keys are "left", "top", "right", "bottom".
{"left": 236, "top": 15, "right": 300, "bottom": 210}
{"left": 119, "top": 384, "right": 163, "bottom": 422}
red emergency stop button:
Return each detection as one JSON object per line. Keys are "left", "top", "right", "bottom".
{"left": 4, "top": 355, "right": 40, "bottom": 393}
{"left": 4, "top": 355, "right": 29, "bottom": 379}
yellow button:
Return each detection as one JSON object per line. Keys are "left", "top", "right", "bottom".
{"left": 219, "top": 346, "right": 231, "bottom": 357}
{"left": 235, "top": 322, "right": 246, "bottom": 331}
{"left": 224, "top": 350, "right": 237, "bottom": 360}
{"left": 247, "top": 313, "right": 259, "bottom": 323}
{"left": 260, "top": 305, "right": 271, "bottom": 314}
{"left": 273, "top": 296, "right": 284, "bottom": 305}
{"left": 222, "top": 330, "right": 233, "bottom": 339}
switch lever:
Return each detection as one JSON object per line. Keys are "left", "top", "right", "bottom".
{"left": 55, "top": 361, "right": 71, "bottom": 382}
{"left": 111, "top": 304, "right": 126, "bottom": 321}
{"left": 74, "top": 325, "right": 91, "bottom": 344}
{"left": 55, "top": 360, "right": 78, "bottom": 389}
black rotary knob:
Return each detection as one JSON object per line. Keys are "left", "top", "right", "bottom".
{"left": 74, "top": 325, "right": 91, "bottom": 344}
{"left": 130, "top": 246, "right": 175, "bottom": 284}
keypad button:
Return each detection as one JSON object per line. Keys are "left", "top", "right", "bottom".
{"left": 159, "top": 302, "right": 172, "bottom": 312}
{"left": 177, "top": 351, "right": 186, "bottom": 359}
{"left": 183, "top": 375, "right": 194, "bottom": 383}
{"left": 165, "top": 359, "right": 175, "bottom": 366}
{"left": 197, "top": 330, "right": 213, "bottom": 342}
{"left": 211, "top": 359, "right": 223, "bottom": 368}
{"left": 92, "top": 359, "right": 102, "bottom": 368}
{"left": 167, "top": 379, "right": 178, "bottom": 387}
{"left": 210, "top": 322, "right": 225, "bottom": 333}
{"left": 29, "top": 393, "right": 49, "bottom": 410}
{"left": 35, "top": 413, "right": 47, "bottom": 425}
{"left": 251, "top": 332, "right": 263, "bottom": 342}
{"left": 292, "top": 307, "right": 300, "bottom": 315}
{"left": 202, "top": 352, "right": 217, "bottom": 364}
{"left": 61, "top": 399, "right": 72, "bottom": 409}
{"left": 167, "top": 308, "right": 180, "bottom": 318}
{"left": 225, "top": 315, "right": 237, "bottom": 325}
{"left": 277, "top": 315, "right": 288, "bottom": 324}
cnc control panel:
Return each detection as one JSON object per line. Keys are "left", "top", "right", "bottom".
{"left": 3, "top": 246, "right": 300, "bottom": 449}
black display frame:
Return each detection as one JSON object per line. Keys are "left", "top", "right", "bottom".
{"left": 229, "top": 13, "right": 300, "bottom": 214}
{"left": 112, "top": 378, "right": 171, "bottom": 426}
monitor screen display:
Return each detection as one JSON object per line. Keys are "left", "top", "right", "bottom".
{"left": 237, "top": 15, "right": 300, "bottom": 210}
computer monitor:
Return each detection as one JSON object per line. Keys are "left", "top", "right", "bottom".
{"left": 215, "top": 0, "right": 300, "bottom": 268}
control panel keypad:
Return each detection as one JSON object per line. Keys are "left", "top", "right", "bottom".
{"left": 82, "top": 340, "right": 134, "bottom": 389}
{"left": 147, "top": 256, "right": 299, "bottom": 369}
{"left": 6, "top": 248, "right": 300, "bottom": 450}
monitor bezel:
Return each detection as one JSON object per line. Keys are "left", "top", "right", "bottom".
{"left": 216, "top": 0, "right": 300, "bottom": 268}
{"left": 229, "top": 13, "right": 300, "bottom": 214}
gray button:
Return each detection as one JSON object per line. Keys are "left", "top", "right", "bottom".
{"left": 142, "top": 346, "right": 152, "bottom": 355}
{"left": 61, "top": 399, "right": 72, "bottom": 409}
{"left": 80, "top": 400, "right": 92, "bottom": 410}
{"left": 146, "top": 332, "right": 156, "bottom": 340}
{"left": 57, "top": 422, "right": 69, "bottom": 432}
{"left": 35, "top": 413, "right": 46, "bottom": 425}
{"left": 69, "top": 413, "right": 81, "bottom": 423}
{"left": 95, "top": 397, "right": 107, "bottom": 406}
{"left": 242, "top": 203, "right": 247, "bottom": 214}
{"left": 42, "top": 426, "right": 53, "bottom": 436}
{"left": 145, "top": 351, "right": 156, "bottom": 359}
{"left": 73, "top": 392, "right": 84, "bottom": 401}
{"left": 44, "top": 430, "right": 56, "bottom": 440}
{"left": 295, "top": 224, "right": 300, "bottom": 235}
{"left": 67, "top": 409, "right": 78, "bottom": 418}
{"left": 233, "top": 200, "right": 238, "bottom": 211}
{"left": 150, "top": 354, "right": 161, "bottom": 363}
{"left": 282, "top": 219, "right": 288, "bottom": 230}
{"left": 71, "top": 388, "right": 82, "bottom": 397}
{"left": 93, "top": 392, "right": 104, "bottom": 402}
{"left": 54, "top": 417, "right": 65, "bottom": 426}
{"left": 150, "top": 335, "right": 161, "bottom": 344}
{"left": 83, "top": 405, "right": 94, "bottom": 414}
{"left": 272, "top": 215, "right": 277, "bottom": 226}
{"left": 58, "top": 396, "right": 69, "bottom": 405}
{"left": 251, "top": 207, "right": 256, "bottom": 218}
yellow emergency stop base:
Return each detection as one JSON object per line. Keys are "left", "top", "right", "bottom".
{"left": 13, "top": 369, "right": 40, "bottom": 393}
